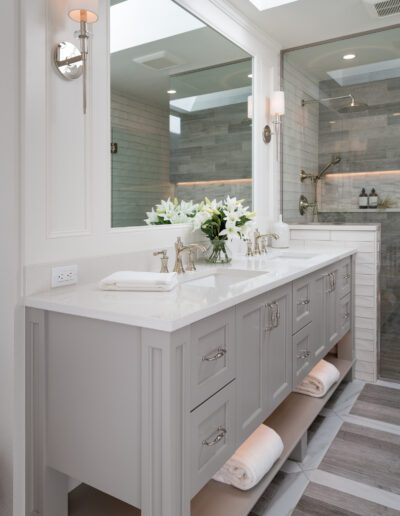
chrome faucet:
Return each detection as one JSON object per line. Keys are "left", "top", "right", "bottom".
{"left": 153, "top": 249, "right": 169, "bottom": 273}
{"left": 254, "top": 229, "right": 279, "bottom": 255}
{"left": 173, "top": 237, "right": 206, "bottom": 274}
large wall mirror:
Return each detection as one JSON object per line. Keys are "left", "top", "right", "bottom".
{"left": 110, "top": 0, "right": 253, "bottom": 228}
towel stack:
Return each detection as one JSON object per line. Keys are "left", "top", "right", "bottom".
{"left": 99, "top": 271, "right": 178, "bottom": 292}
{"left": 213, "top": 425, "right": 284, "bottom": 491}
{"left": 294, "top": 359, "right": 340, "bottom": 398}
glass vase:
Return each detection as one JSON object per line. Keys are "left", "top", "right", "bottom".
{"left": 207, "top": 238, "right": 232, "bottom": 264}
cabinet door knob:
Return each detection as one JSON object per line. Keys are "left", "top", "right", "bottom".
{"left": 202, "top": 348, "right": 227, "bottom": 362}
{"left": 202, "top": 426, "right": 227, "bottom": 447}
{"left": 344, "top": 273, "right": 351, "bottom": 280}
{"left": 344, "top": 312, "right": 350, "bottom": 320}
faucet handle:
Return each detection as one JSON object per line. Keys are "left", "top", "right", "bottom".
{"left": 153, "top": 249, "right": 169, "bottom": 273}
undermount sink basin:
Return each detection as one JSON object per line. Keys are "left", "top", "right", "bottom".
{"left": 181, "top": 268, "right": 268, "bottom": 288}
{"left": 268, "top": 253, "right": 317, "bottom": 260}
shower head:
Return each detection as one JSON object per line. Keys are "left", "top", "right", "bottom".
{"left": 317, "top": 156, "right": 341, "bottom": 179}
{"left": 338, "top": 97, "right": 369, "bottom": 113}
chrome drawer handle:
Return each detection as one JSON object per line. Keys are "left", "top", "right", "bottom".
{"left": 343, "top": 273, "right": 351, "bottom": 280}
{"left": 202, "top": 426, "right": 227, "bottom": 447}
{"left": 202, "top": 348, "right": 227, "bottom": 362}
{"left": 344, "top": 312, "right": 350, "bottom": 320}
{"left": 298, "top": 299, "right": 310, "bottom": 306}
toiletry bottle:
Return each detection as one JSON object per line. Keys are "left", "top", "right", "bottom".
{"left": 359, "top": 188, "right": 368, "bottom": 209}
{"left": 369, "top": 188, "right": 378, "bottom": 209}
{"left": 271, "top": 215, "right": 290, "bottom": 248}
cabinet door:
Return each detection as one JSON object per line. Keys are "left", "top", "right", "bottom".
{"left": 264, "top": 285, "right": 293, "bottom": 413}
{"left": 293, "top": 276, "right": 313, "bottom": 334}
{"left": 236, "top": 294, "right": 266, "bottom": 443}
{"left": 338, "top": 293, "right": 351, "bottom": 340}
{"left": 310, "top": 270, "right": 327, "bottom": 361}
{"left": 325, "top": 264, "right": 340, "bottom": 348}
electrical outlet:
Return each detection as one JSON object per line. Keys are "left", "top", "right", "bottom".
{"left": 51, "top": 264, "right": 78, "bottom": 288}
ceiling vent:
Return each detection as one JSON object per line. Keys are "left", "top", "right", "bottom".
{"left": 133, "top": 51, "right": 183, "bottom": 71}
{"left": 363, "top": 0, "right": 400, "bottom": 17}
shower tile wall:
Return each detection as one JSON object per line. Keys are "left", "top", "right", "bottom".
{"left": 170, "top": 102, "right": 252, "bottom": 205}
{"left": 318, "top": 77, "right": 400, "bottom": 211}
{"left": 282, "top": 59, "right": 319, "bottom": 222}
{"left": 111, "top": 90, "right": 172, "bottom": 227}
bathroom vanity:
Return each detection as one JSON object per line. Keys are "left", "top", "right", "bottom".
{"left": 25, "top": 248, "right": 355, "bottom": 516}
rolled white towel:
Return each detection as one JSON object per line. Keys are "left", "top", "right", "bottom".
{"left": 213, "top": 425, "right": 284, "bottom": 491}
{"left": 99, "top": 271, "right": 178, "bottom": 292}
{"left": 294, "top": 359, "right": 340, "bottom": 398}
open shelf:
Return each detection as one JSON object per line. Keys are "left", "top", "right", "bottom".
{"left": 191, "top": 356, "right": 354, "bottom": 516}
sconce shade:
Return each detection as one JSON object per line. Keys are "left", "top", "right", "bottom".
{"left": 68, "top": 0, "right": 99, "bottom": 23}
{"left": 271, "top": 91, "right": 285, "bottom": 116}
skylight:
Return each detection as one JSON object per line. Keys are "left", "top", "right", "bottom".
{"left": 247, "top": 0, "right": 299, "bottom": 11}
{"left": 170, "top": 86, "right": 252, "bottom": 113}
{"left": 327, "top": 58, "right": 400, "bottom": 86}
{"left": 110, "top": 0, "right": 205, "bottom": 54}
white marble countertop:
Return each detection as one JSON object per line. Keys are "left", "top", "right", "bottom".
{"left": 25, "top": 247, "right": 357, "bottom": 332}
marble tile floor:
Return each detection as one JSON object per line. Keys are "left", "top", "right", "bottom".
{"left": 250, "top": 382, "right": 400, "bottom": 516}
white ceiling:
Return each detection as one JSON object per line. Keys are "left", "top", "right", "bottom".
{"left": 227, "top": 0, "right": 400, "bottom": 48}
{"left": 284, "top": 26, "right": 400, "bottom": 82}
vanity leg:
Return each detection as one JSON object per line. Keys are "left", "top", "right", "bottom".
{"left": 289, "top": 431, "right": 308, "bottom": 462}
{"left": 27, "top": 308, "right": 69, "bottom": 516}
{"left": 141, "top": 328, "right": 191, "bottom": 516}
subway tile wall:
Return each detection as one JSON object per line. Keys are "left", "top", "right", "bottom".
{"left": 111, "top": 90, "right": 172, "bottom": 227}
{"left": 290, "top": 225, "right": 380, "bottom": 383}
{"left": 282, "top": 59, "right": 320, "bottom": 223}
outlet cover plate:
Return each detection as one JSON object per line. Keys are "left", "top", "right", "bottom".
{"left": 51, "top": 264, "right": 78, "bottom": 288}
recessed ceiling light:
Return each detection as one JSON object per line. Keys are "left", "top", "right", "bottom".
{"left": 167, "top": 89, "right": 177, "bottom": 94}
{"left": 248, "top": 73, "right": 253, "bottom": 78}
{"left": 343, "top": 54, "right": 356, "bottom": 60}
{"left": 329, "top": 121, "right": 336, "bottom": 124}
{"left": 247, "top": 0, "right": 298, "bottom": 11}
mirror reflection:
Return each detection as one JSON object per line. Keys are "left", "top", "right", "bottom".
{"left": 110, "top": 0, "right": 253, "bottom": 228}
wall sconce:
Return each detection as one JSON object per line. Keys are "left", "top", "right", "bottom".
{"left": 263, "top": 91, "right": 285, "bottom": 159}
{"left": 54, "top": 0, "right": 99, "bottom": 114}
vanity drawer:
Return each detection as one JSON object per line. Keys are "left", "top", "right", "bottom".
{"left": 293, "top": 322, "right": 314, "bottom": 387}
{"left": 338, "top": 293, "right": 351, "bottom": 339}
{"left": 191, "top": 380, "right": 236, "bottom": 497}
{"left": 190, "top": 307, "right": 236, "bottom": 409}
{"left": 338, "top": 257, "right": 352, "bottom": 299}
{"left": 292, "top": 276, "right": 313, "bottom": 334}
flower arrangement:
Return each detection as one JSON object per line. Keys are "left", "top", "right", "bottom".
{"left": 193, "top": 196, "right": 255, "bottom": 263}
{"left": 145, "top": 198, "right": 198, "bottom": 225}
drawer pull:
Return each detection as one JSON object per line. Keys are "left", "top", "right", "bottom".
{"left": 344, "top": 312, "right": 350, "bottom": 320}
{"left": 202, "top": 348, "right": 227, "bottom": 362}
{"left": 202, "top": 426, "right": 227, "bottom": 447}
{"left": 343, "top": 273, "right": 351, "bottom": 280}
{"left": 297, "top": 350, "right": 310, "bottom": 359}
{"left": 298, "top": 299, "right": 310, "bottom": 306}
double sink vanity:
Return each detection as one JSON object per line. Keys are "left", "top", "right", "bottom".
{"left": 25, "top": 247, "right": 356, "bottom": 516}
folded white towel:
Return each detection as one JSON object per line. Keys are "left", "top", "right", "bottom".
{"left": 99, "top": 271, "right": 178, "bottom": 292}
{"left": 213, "top": 425, "right": 284, "bottom": 491}
{"left": 294, "top": 359, "right": 340, "bottom": 398}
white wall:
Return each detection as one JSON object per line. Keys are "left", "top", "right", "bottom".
{"left": 22, "top": 0, "right": 281, "bottom": 266}
{"left": 0, "top": 0, "right": 22, "bottom": 515}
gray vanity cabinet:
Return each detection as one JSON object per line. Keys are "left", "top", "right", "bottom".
{"left": 338, "top": 257, "right": 352, "bottom": 299}
{"left": 236, "top": 285, "right": 292, "bottom": 443}
{"left": 324, "top": 262, "right": 340, "bottom": 348}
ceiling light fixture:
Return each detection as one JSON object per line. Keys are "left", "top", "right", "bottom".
{"left": 167, "top": 89, "right": 177, "bottom": 94}
{"left": 343, "top": 54, "right": 356, "bottom": 60}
